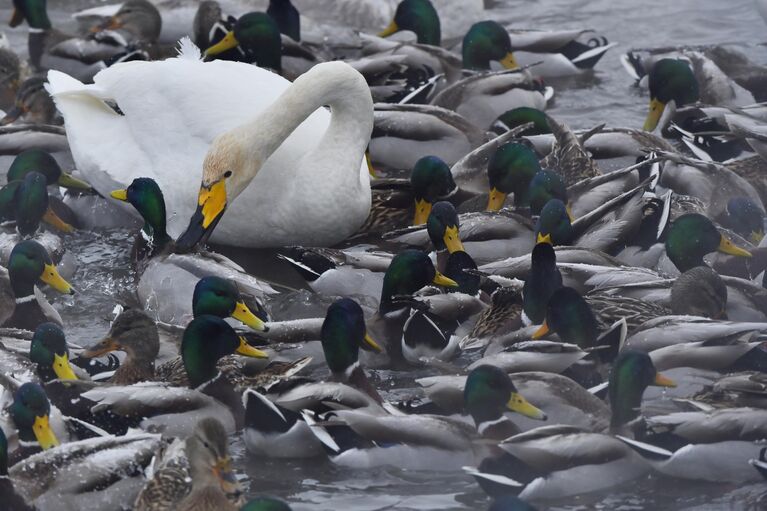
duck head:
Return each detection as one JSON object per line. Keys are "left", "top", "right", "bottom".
{"left": 725, "top": 197, "right": 765, "bottom": 244}
{"left": 110, "top": 177, "right": 171, "bottom": 247}
{"left": 644, "top": 58, "right": 699, "bottom": 132}
{"left": 186, "top": 417, "right": 241, "bottom": 499}
{"left": 493, "top": 107, "right": 551, "bottom": 137}
{"left": 8, "top": 240, "right": 74, "bottom": 298}
{"left": 379, "top": 249, "right": 458, "bottom": 312}
{"left": 82, "top": 308, "right": 159, "bottom": 363}
{"left": 267, "top": 0, "right": 300, "bottom": 41}
{"left": 411, "top": 155, "right": 457, "bottom": 225}
{"left": 30, "top": 322, "right": 77, "bottom": 381}
{"left": 322, "top": 297, "right": 382, "bottom": 377}
{"left": 9, "top": 0, "right": 51, "bottom": 30}
{"left": 241, "top": 497, "right": 293, "bottom": 511}
{"left": 444, "top": 250, "right": 480, "bottom": 295}
{"left": 10, "top": 382, "right": 58, "bottom": 449}
{"left": 665, "top": 213, "right": 751, "bottom": 273}
{"left": 609, "top": 350, "right": 675, "bottom": 429}
{"left": 7, "top": 149, "right": 91, "bottom": 191}
{"left": 464, "top": 365, "right": 546, "bottom": 428}
{"left": 427, "top": 201, "right": 464, "bottom": 253}
{"left": 379, "top": 0, "right": 441, "bottom": 46}
{"left": 462, "top": 21, "right": 517, "bottom": 71}
{"left": 486, "top": 142, "right": 541, "bottom": 211}
{"left": 522, "top": 242, "right": 562, "bottom": 324}
{"left": 14, "top": 171, "right": 73, "bottom": 236}
{"left": 527, "top": 170, "right": 567, "bottom": 216}
{"left": 205, "top": 12, "right": 282, "bottom": 72}
{"left": 182, "top": 315, "right": 268, "bottom": 388}
{"left": 534, "top": 198, "right": 573, "bottom": 245}
{"left": 193, "top": 276, "right": 268, "bottom": 332}
{"left": 532, "top": 286, "right": 598, "bottom": 348}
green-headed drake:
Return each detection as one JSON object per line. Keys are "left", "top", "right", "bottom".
{"left": 2, "top": 239, "right": 74, "bottom": 330}
{"left": 523, "top": 242, "right": 562, "bottom": 325}
{"left": 110, "top": 177, "right": 172, "bottom": 263}
{"left": 5, "top": 171, "right": 74, "bottom": 236}
{"left": 0, "top": 426, "right": 34, "bottom": 510}
{"left": 527, "top": 170, "right": 567, "bottom": 216}
{"left": 462, "top": 20, "right": 517, "bottom": 71}
{"left": 492, "top": 107, "right": 551, "bottom": 137}
{"left": 486, "top": 142, "right": 541, "bottom": 211}
{"left": 531, "top": 286, "right": 600, "bottom": 349}
{"left": 411, "top": 155, "right": 459, "bottom": 225}
{"left": 427, "top": 201, "right": 465, "bottom": 255}
{"left": 9, "top": 382, "right": 59, "bottom": 451}
{"left": 534, "top": 199, "right": 572, "bottom": 246}
{"left": 643, "top": 58, "right": 699, "bottom": 132}
{"left": 267, "top": 0, "right": 300, "bottom": 41}
{"left": 241, "top": 497, "right": 292, "bottom": 511}
{"left": 379, "top": 0, "right": 441, "bottom": 46}
{"left": 720, "top": 197, "right": 765, "bottom": 244}
{"left": 29, "top": 322, "right": 78, "bottom": 382}
{"left": 7, "top": 149, "right": 92, "bottom": 191}
{"left": 205, "top": 12, "right": 283, "bottom": 73}
{"left": 193, "top": 276, "right": 268, "bottom": 332}
{"left": 665, "top": 213, "right": 751, "bottom": 273}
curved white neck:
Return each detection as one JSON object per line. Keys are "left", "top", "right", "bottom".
{"left": 227, "top": 62, "right": 373, "bottom": 198}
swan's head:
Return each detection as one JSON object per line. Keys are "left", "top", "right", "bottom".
{"left": 176, "top": 132, "right": 252, "bottom": 251}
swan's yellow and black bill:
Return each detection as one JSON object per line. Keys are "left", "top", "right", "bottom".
{"left": 363, "top": 333, "right": 383, "bottom": 353}
{"left": 33, "top": 414, "right": 59, "bottom": 449}
{"left": 536, "top": 233, "right": 552, "bottom": 245}
{"left": 507, "top": 392, "right": 547, "bottom": 420}
{"left": 432, "top": 272, "right": 459, "bottom": 288}
{"left": 40, "top": 263, "right": 75, "bottom": 295}
{"left": 232, "top": 301, "right": 268, "bottom": 332}
{"left": 500, "top": 52, "right": 519, "bottom": 70}
{"left": 643, "top": 98, "right": 665, "bottom": 132}
{"left": 110, "top": 189, "right": 128, "bottom": 201}
{"left": 443, "top": 225, "right": 464, "bottom": 254}
{"left": 205, "top": 31, "right": 240, "bottom": 57}
{"left": 213, "top": 456, "right": 240, "bottom": 495}
{"left": 42, "top": 207, "right": 74, "bottom": 233}
{"left": 82, "top": 336, "right": 121, "bottom": 359}
{"left": 532, "top": 321, "right": 549, "bottom": 339}
{"left": 413, "top": 198, "right": 432, "bottom": 226}
{"left": 176, "top": 180, "right": 227, "bottom": 252}
{"left": 52, "top": 352, "right": 78, "bottom": 381}
{"left": 653, "top": 372, "right": 676, "bottom": 388}
{"left": 486, "top": 188, "right": 507, "bottom": 212}
{"left": 379, "top": 20, "right": 399, "bottom": 38}
{"left": 58, "top": 172, "right": 92, "bottom": 191}
{"left": 236, "top": 336, "right": 269, "bottom": 359}
{"left": 718, "top": 235, "right": 751, "bottom": 258}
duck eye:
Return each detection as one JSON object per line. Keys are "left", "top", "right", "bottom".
{"left": 223, "top": 170, "right": 232, "bottom": 178}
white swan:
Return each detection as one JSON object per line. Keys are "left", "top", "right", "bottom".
{"left": 46, "top": 39, "right": 373, "bottom": 248}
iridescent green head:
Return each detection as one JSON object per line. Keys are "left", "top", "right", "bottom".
{"left": 527, "top": 170, "right": 567, "bottom": 215}
{"left": 535, "top": 199, "right": 572, "bottom": 245}
{"left": 8, "top": 239, "right": 74, "bottom": 298}
{"left": 379, "top": 0, "right": 441, "bottom": 45}
{"left": 14, "top": 170, "right": 48, "bottom": 237}
{"left": 241, "top": 497, "right": 293, "bottom": 511}
{"left": 609, "top": 350, "right": 675, "bottom": 429}
{"left": 10, "top": 382, "right": 58, "bottom": 448}
{"left": 30, "top": 322, "right": 78, "bottom": 382}
{"left": 493, "top": 107, "right": 551, "bottom": 136}
{"left": 206, "top": 13, "right": 282, "bottom": 72}
{"left": 380, "top": 249, "right": 457, "bottom": 312}
{"left": 533, "top": 286, "right": 598, "bottom": 348}
{"left": 7, "top": 149, "right": 91, "bottom": 190}
{"left": 665, "top": 213, "right": 751, "bottom": 272}
{"left": 726, "top": 197, "right": 765, "bottom": 244}
{"left": 411, "top": 155, "right": 457, "bottom": 226}
{"left": 10, "top": 0, "right": 51, "bottom": 30}
{"left": 192, "top": 276, "right": 267, "bottom": 332}
{"left": 464, "top": 365, "right": 546, "bottom": 426}
{"left": 523, "top": 242, "right": 562, "bottom": 324}
{"left": 487, "top": 142, "right": 541, "bottom": 210}
{"left": 644, "top": 58, "right": 699, "bottom": 131}
{"left": 462, "top": 21, "right": 516, "bottom": 71}
{"left": 321, "top": 298, "right": 382, "bottom": 375}
{"left": 444, "top": 250, "right": 480, "bottom": 295}
{"left": 110, "top": 177, "right": 169, "bottom": 245}
{"left": 427, "top": 201, "right": 464, "bottom": 253}
{"left": 267, "top": 0, "right": 300, "bottom": 41}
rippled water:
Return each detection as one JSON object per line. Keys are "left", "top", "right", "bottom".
{"left": 3, "top": 0, "right": 767, "bottom": 509}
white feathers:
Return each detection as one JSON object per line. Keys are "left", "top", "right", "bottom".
{"left": 176, "top": 36, "right": 202, "bottom": 61}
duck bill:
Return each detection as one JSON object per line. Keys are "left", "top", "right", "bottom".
{"left": 205, "top": 31, "right": 239, "bottom": 58}
{"left": 231, "top": 301, "right": 268, "bottom": 332}
{"left": 40, "top": 264, "right": 75, "bottom": 295}
{"left": 443, "top": 226, "right": 465, "bottom": 253}
{"left": 507, "top": 392, "right": 547, "bottom": 420}
{"left": 531, "top": 320, "right": 549, "bottom": 340}
{"left": 82, "top": 336, "right": 121, "bottom": 358}
{"left": 58, "top": 172, "right": 92, "bottom": 191}
{"left": 378, "top": 20, "right": 399, "bottom": 38}
{"left": 500, "top": 52, "right": 519, "bottom": 70}
{"left": 175, "top": 180, "right": 227, "bottom": 252}
{"left": 52, "top": 352, "right": 78, "bottom": 381}
{"left": 413, "top": 199, "right": 432, "bottom": 225}
{"left": 536, "top": 232, "right": 552, "bottom": 245}
{"left": 653, "top": 372, "right": 676, "bottom": 388}
{"left": 9, "top": 7, "right": 23, "bottom": 28}
{"left": 365, "top": 151, "right": 376, "bottom": 178}
{"left": 432, "top": 271, "right": 459, "bottom": 288}
{"left": 718, "top": 235, "right": 751, "bottom": 258}
{"left": 42, "top": 206, "right": 74, "bottom": 233}
{"left": 486, "top": 188, "right": 507, "bottom": 211}
{"left": 362, "top": 333, "right": 383, "bottom": 353}
{"left": 643, "top": 98, "right": 666, "bottom": 131}
{"left": 236, "top": 336, "right": 269, "bottom": 359}
{"left": 213, "top": 456, "right": 241, "bottom": 496}
{"left": 110, "top": 189, "right": 128, "bottom": 201}
{"left": 33, "top": 415, "right": 59, "bottom": 449}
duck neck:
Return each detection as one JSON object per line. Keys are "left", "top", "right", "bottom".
{"left": 227, "top": 62, "right": 373, "bottom": 201}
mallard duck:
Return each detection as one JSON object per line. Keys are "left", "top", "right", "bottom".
{"left": 7, "top": 149, "right": 92, "bottom": 191}
{"left": 243, "top": 297, "right": 383, "bottom": 459}
{"left": 134, "top": 417, "right": 241, "bottom": 511}
{"left": 1, "top": 240, "right": 73, "bottom": 330}
{"left": 0, "top": 74, "right": 59, "bottom": 126}
{"left": 482, "top": 141, "right": 541, "bottom": 212}
{"left": 109, "top": 177, "right": 276, "bottom": 326}
{"left": 328, "top": 365, "right": 545, "bottom": 470}
{"left": 692, "top": 372, "right": 767, "bottom": 409}
{"left": 665, "top": 213, "right": 752, "bottom": 273}
{"left": 29, "top": 322, "right": 79, "bottom": 382}
{"left": 0, "top": 426, "right": 33, "bottom": 510}
{"left": 0, "top": 170, "right": 74, "bottom": 238}
{"left": 47, "top": 46, "right": 373, "bottom": 249}
{"left": 203, "top": 12, "right": 285, "bottom": 72}
{"left": 2, "top": 382, "right": 62, "bottom": 456}
{"left": 0, "top": 46, "right": 24, "bottom": 112}
{"left": 522, "top": 242, "right": 562, "bottom": 325}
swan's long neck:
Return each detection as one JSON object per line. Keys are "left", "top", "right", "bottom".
{"left": 227, "top": 62, "right": 373, "bottom": 197}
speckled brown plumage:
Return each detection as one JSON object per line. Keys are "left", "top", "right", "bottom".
{"left": 541, "top": 115, "right": 600, "bottom": 186}
{"left": 469, "top": 287, "right": 524, "bottom": 339}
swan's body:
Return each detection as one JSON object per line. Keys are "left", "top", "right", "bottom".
{"left": 46, "top": 40, "right": 373, "bottom": 248}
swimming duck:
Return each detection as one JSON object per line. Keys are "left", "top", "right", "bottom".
{"left": 0, "top": 170, "right": 74, "bottom": 237}
{"left": 1, "top": 239, "right": 73, "bottom": 330}
{"left": 47, "top": 46, "right": 373, "bottom": 249}
{"left": 665, "top": 213, "right": 752, "bottom": 273}
{"left": 483, "top": 141, "right": 541, "bottom": 212}
{"left": 4, "top": 382, "right": 61, "bottom": 454}
{"left": 0, "top": 426, "right": 33, "bottom": 510}
{"left": 29, "top": 322, "right": 78, "bottom": 382}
